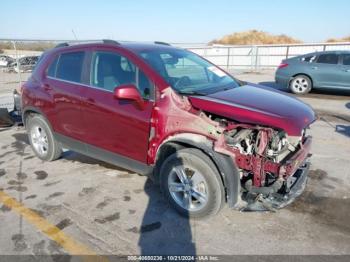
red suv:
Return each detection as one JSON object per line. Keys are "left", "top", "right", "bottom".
{"left": 21, "top": 40, "right": 315, "bottom": 217}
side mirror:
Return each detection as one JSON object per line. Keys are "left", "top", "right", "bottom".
{"left": 113, "top": 84, "right": 145, "bottom": 110}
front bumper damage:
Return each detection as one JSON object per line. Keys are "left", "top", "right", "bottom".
{"left": 242, "top": 160, "right": 310, "bottom": 211}
{"left": 240, "top": 137, "right": 312, "bottom": 211}
{"left": 266, "top": 161, "right": 310, "bottom": 209}
{"left": 212, "top": 124, "right": 313, "bottom": 211}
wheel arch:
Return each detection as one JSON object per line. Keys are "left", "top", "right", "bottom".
{"left": 22, "top": 106, "right": 52, "bottom": 130}
{"left": 154, "top": 133, "right": 241, "bottom": 208}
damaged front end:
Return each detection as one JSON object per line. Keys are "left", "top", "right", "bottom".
{"left": 214, "top": 122, "right": 312, "bottom": 211}
{"left": 184, "top": 85, "right": 316, "bottom": 211}
{"left": 152, "top": 87, "right": 315, "bottom": 212}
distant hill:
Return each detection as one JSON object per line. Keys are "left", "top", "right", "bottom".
{"left": 326, "top": 36, "right": 350, "bottom": 43}
{"left": 210, "top": 30, "right": 302, "bottom": 45}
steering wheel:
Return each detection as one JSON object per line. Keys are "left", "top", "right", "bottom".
{"left": 174, "top": 76, "right": 192, "bottom": 89}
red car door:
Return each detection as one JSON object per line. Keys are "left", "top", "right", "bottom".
{"left": 80, "top": 49, "right": 154, "bottom": 163}
{"left": 45, "top": 51, "right": 87, "bottom": 141}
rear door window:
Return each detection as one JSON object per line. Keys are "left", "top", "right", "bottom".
{"left": 342, "top": 54, "right": 350, "bottom": 66}
{"left": 316, "top": 54, "right": 339, "bottom": 64}
{"left": 55, "top": 51, "right": 85, "bottom": 83}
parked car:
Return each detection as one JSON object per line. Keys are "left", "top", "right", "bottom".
{"left": 21, "top": 40, "right": 315, "bottom": 217}
{"left": 275, "top": 50, "right": 350, "bottom": 94}
{"left": 0, "top": 55, "right": 15, "bottom": 67}
{"left": 7, "top": 55, "right": 39, "bottom": 73}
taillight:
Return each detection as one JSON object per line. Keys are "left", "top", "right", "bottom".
{"left": 278, "top": 63, "right": 289, "bottom": 69}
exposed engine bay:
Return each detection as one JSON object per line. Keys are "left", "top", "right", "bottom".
{"left": 209, "top": 115, "right": 312, "bottom": 211}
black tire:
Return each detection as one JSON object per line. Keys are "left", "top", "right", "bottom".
{"left": 26, "top": 114, "right": 62, "bottom": 161}
{"left": 289, "top": 74, "right": 312, "bottom": 94}
{"left": 160, "top": 148, "right": 225, "bottom": 218}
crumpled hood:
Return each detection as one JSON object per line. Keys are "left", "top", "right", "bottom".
{"left": 188, "top": 84, "right": 316, "bottom": 136}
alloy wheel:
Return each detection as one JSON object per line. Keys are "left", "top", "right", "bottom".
{"left": 30, "top": 124, "right": 49, "bottom": 157}
{"left": 291, "top": 76, "right": 309, "bottom": 93}
{"left": 168, "top": 165, "right": 209, "bottom": 211}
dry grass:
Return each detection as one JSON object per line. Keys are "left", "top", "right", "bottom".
{"left": 0, "top": 41, "right": 55, "bottom": 51}
{"left": 326, "top": 36, "right": 350, "bottom": 43}
{"left": 210, "top": 30, "right": 302, "bottom": 45}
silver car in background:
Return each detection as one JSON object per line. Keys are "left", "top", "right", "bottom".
{"left": 275, "top": 50, "right": 350, "bottom": 94}
{"left": 0, "top": 55, "right": 15, "bottom": 67}
{"left": 6, "top": 55, "right": 39, "bottom": 73}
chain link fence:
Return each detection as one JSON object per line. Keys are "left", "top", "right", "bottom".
{"left": 188, "top": 42, "right": 350, "bottom": 71}
{"left": 0, "top": 40, "right": 50, "bottom": 110}
{"left": 1, "top": 39, "right": 350, "bottom": 110}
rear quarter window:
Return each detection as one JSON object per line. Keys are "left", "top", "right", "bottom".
{"left": 301, "top": 55, "right": 316, "bottom": 63}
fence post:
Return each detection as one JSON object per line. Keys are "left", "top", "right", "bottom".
{"left": 286, "top": 46, "right": 290, "bottom": 59}
{"left": 255, "top": 46, "right": 259, "bottom": 72}
{"left": 250, "top": 46, "right": 255, "bottom": 72}
{"left": 12, "top": 41, "right": 22, "bottom": 88}
{"left": 226, "top": 47, "right": 230, "bottom": 70}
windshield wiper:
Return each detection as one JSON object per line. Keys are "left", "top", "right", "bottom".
{"left": 177, "top": 90, "right": 206, "bottom": 96}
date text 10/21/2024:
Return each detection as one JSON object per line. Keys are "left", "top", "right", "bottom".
{"left": 127, "top": 255, "right": 220, "bottom": 261}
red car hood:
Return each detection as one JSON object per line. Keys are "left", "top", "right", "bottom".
{"left": 188, "top": 84, "right": 316, "bottom": 136}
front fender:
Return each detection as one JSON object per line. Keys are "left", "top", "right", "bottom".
{"left": 155, "top": 133, "right": 241, "bottom": 208}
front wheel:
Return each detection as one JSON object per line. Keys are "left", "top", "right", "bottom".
{"left": 160, "top": 148, "right": 225, "bottom": 218}
{"left": 289, "top": 75, "right": 312, "bottom": 94}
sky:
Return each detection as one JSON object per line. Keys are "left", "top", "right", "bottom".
{"left": 1, "top": 0, "right": 349, "bottom": 43}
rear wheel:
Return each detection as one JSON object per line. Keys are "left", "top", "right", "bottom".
{"left": 160, "top": 148, "right": 225, "bottom": 218}
{"left": 27, "top": 114, "right": 62, "bottom": 161}
{"left": 289, "top": 75, "right": 312, "bottom": 94}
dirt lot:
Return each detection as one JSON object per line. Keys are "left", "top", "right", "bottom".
{"left": 0, "top": 70, "right": 350, "bottom": 258}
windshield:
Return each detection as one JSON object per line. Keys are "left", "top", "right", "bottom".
{"left": 138, "top": 48, "right": 240, "bottom": 95}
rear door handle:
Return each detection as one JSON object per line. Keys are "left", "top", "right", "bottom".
{"left": 42, "top": 83, "right": 52, "bottom": 91}
{"left": 342, "top": 69, "right": 350, "bottom": 72}
{"left": 311, "top": 66, "right": 318, "bottom": 70}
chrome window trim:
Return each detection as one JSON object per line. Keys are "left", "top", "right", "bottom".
{"left": 46, "top": 76, "right": 155, "bottom": 102}
{"left": 47, "top": 76, "right": 113, "bottom": 93}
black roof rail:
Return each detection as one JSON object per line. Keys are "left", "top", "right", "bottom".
{"left": 154, "top": 41, "right": 171, "bottom": 46}
{"left": 55, "top": 42, "right": 69, "bottom": 48}
{"left": 102, "top": 39, "right": 121, "bottom": 45}
{"left": 54, "top": 39, "right": 120, "bottom": 49}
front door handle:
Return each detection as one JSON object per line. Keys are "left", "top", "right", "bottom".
{"left": 311, "top": 66, "right": 318, "bottom": 70}
{"left": 342, "top": 69, "right": 350, "bottom": 72}
{"left": 86, "top": 98, "right": 95, "bottom": 104}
